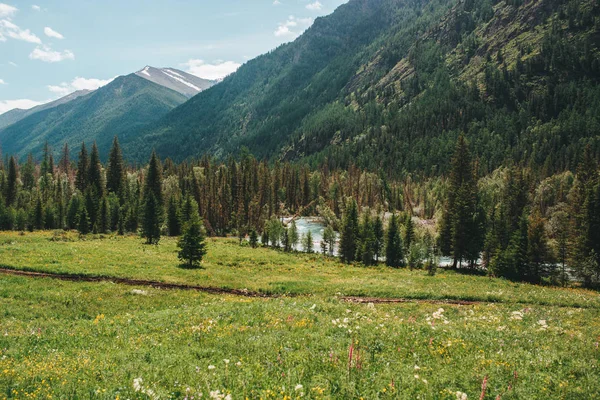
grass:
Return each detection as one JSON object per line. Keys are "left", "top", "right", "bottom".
{"left": 1, "top": 231, "right": 600, "bottom": 398}
{"left": 0, "top": 231, "right": 598, "bottom": 308}
{"left": 2, "top": 275, "right": 600, "bottom": 399}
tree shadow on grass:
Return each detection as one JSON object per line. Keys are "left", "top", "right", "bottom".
{"left": 176, "top": 263, "right": 205, "bottom": 270}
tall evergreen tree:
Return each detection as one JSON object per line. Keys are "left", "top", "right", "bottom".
{"left": 339, "top": 199, "right": 359, "bottom": 263}
{"left": 88, "top": 142, "right": 103, "bottom": 196}
{"left": 385, "top": 214, "right": 404, "bottom": 268}
{"left": 59, "top": 143, "right": 70, "bottom": 175}
{"left": 142, "top": 193, "right": 161, "bottom": 245}
{"left": 167, "top": 195, "right": 182, "bottom": 236}
{"left": 440, "top": 135, "right": 481, "bottom": 268}
{"left": 75, "top": 143, "right": 89, "bottom": 192}
{"left": 4, "top": 156, "right": 17, "bottom": 207}
{"left": 177, "top": 210, "right": 207, "bottom": 268}
{"left": 106, "top": 136, "right": 126, "bottom": 198}
{"left": 78, "top": 205, "right": 90, "bottom": 235}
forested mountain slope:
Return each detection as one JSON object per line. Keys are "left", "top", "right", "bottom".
{"left": 124, "top": 0, "right": 600, "bottom": 177}
{"left": 0, "top": 75, "right": 187, "bottom": 160}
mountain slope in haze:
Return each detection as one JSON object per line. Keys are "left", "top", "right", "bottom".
{"left": 124, "top": 0, "right": 600, "bottom": 176}
{"left": 0, "top": 90, "right": 92, "bottom": 130}
{"left": 135, "top": 66, "right": 216, "bottom": 97}
{"left": 0, "top": 74, "right": 188, "bottom": 159}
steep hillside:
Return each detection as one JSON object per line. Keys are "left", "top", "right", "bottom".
{"left": 0, "top": 90, "right": 91, "bottom": 130}
{"left": 124, "top": 0, "right": 600, "bottom": 176}
{"left": 135, "top": 66, "right": 216, "bottom": 97}
{"left": 0, "top": 74, "right": 187, "bottom": 160}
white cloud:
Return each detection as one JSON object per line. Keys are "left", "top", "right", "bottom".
{"left": 8, "top": 61, "right": 17, "bottom": 67}
{"left": 0, "top": 3, "right": 17, "bottom": 18}
{"left": 273, "top": 0, "right": 281, "bottom": 5}
{"left": 30, "top": 46, "right": 74, "bottom": 62}
{"left": 182, "top": 59, "right": 241, "bottom": 80}
{"left": 0, "top": 78, "right": 5, "bottom": 84}
{"left": 306, "top": 1, "right": 323, "bottom": 11}
{"left": 44, "top": 26, "right": 64, "bottom": 39}
{"left": 0, "top": 98, "right": 45, "bottom": 115}
{"left": 48, "top": 76, "right": 114, "bottom": 97}
{"left": 0, "top": 19, "right": 42, "bottom": 44}
{"left": 274, "top": 15, "right": 313, "bottom": 38}
{"left": 31, "top": 5, "right": 41, "bottom": 11}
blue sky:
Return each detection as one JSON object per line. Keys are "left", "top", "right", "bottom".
{"left": 0, "top": 0, "right": 347, "bottom": 114}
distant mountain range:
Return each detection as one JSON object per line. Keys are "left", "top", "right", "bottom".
{"left": 2, "top": 0, "right": 599, "bottom": 175}
{"left": 0, "top": 90, "right": 92, "bottom": 130}
{"left": 0, "top": 67, "right": 216, "bottom": 160}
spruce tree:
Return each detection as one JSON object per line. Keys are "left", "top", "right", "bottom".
{"left": 32, "top": 197, "right": 44, "bottom": 230}
{"left": 403, "top": 213, "right": 414, "bottom": 253}
{"left": 167, "top": 195, "right": 181, "bottom": 236}
{"left": 249, "top": 229, "right": 259, "bottom": 248}
{"left": 385, "top": 214, "right": 404, "bottom": 268}
{"left": 340, "top": 199, "right": 359, "bottom": 263}
{"left": 142, "top": 193, "right": 161, "bottom": 245}
{"left": 289, "top": 220, "right": 299, "bottom": 250}
{"left": 78, "top": 205, "right": 90, "bottom": 235}
{"left": 323, "top": 225, "right": 336, "bottom": 256}
{"left": 5, "top": 156, "right": 17, "bottom": 207}
{"left": 59, "top": 143, "right": 70, "bottom": 175}
{"left": 106, "top": 136, "right": 126, "bottom": 198}
{"left": 177, "top": 212, "right": 207, "bottom": 268}
{"left": 75, "top": 143, "right": 89, "bottom": 192}
{"left": 303, "top": 231, "right": 314, "bottom": 253}
{"left": 88, "top": 142, "right": 104, "bottom": 197}
{"left": 98, "top": 196, "right": 110, "bottom": 234}
{"left": 373, "top": 215, "right": 384, "bottom": 262}
{"left": 142, "top": 152, "right": 164, "bottom": 245}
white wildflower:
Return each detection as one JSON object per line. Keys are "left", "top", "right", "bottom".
{"left": 223, "top": 359, "right": 230, "bottom": 364}
{"left": 414, "top": 365, "right": 421, "bottom": 370}
{"left": 208, "top": 365, "right": 216, "bottom": 370}
{"left": 133, "top": 378, "right": 143, "bottom": 392}
{"left": 131, "top": 289, "right": 148, "bottom": 295}
{"left": 456, "top": 391, "right": 468, "bottom": 400}
{"left": 295, "top": 384, "right": 303, "bottom": 391}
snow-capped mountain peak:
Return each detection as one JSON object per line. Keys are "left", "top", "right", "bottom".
{"left": 135, "top": 66, "right": 215, "bottom": 97}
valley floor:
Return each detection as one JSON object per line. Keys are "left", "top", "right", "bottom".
{"left": 1, "top": 232, "right": 599, "bottom": 398}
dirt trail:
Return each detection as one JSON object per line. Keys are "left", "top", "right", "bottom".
{"left": 0, "top": 267, "right": 594, "bottom": 309}
{"left": 0, "top": 267, "right": 271, "bottom": 298}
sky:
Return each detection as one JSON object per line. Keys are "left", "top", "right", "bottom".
{"left": 0, "top": 0, "right": 348, "bottom": 114}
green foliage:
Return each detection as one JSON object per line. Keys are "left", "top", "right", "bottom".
{"left": 385, "top": 214, "right": 404, "bottom": 268}
{"left": 177, "top": 212, "right": 207, "bottom": 268}
{"left": 340, "top": 199, "right": 359, "bottom": 263}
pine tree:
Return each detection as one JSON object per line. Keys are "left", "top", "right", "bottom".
{"left": 440, "top": 135, "right": 481, "bottom": 268}
{"left": 98, "top": 196, "right": 110, "bottom": 234}
{"left": 4, "top": 156, "right": 17, "bottom": 207}
{"left": 59, "top": 143, "right": 70, "bottom": 175}
{"left": 144, "top": 151, "right": 163, "bottom": 205}
{"left": 75, "top": 143, "right": 89, "bottom": 192}
{"left": 88, "top": 142, "right": 103, "bottom": 197}
{"left": 249, "top": 229, "right": 259, "bottom": 248}
{"left": 167, "top": 195, "right": 181, "bottom": 236}
{"left": 289, "top": 220, "right": 299, "bottom": 250}
{"left": 78, "top": 205, "right": 90, "bottom": 235}
{"left": 177, "top": 212, "right": 207, "bottom": 268}
{"left": 527, "top": 212, "right": 549, "bottom": 283}
{"left": 323, "top": 225, "right": 336, "bottom": 256}
{"left": 142, "top": 152, "right": 164, "bottom": 245}
{"left": 32, "top": 197, "right": 44, "bottom": 230}
{"left": 340, "top": 199, "right": 359, "bottom": 263}
{"left": 142, "top": 193, "right": 161, "bottom": 245}
{"left": 303, "top": 231, "right": 314, "bottom": 253}
{"left": 385, "top": 214, "right": 404, "bottom": 268}
{"left": 21, "top": 154, "right": 35, "bottom": 190}
{"left": 358, "top": 212, "right": 375, "bottom": 265}
{"left": 106, "top": 136, "right": 126, "bottom": 198}
{"left": 66, "top": 195, "right": 81, "bottom": 230}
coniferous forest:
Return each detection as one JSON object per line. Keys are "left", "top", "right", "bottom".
{"left": 1, "top": 133, "right": 598, "bottom": 287}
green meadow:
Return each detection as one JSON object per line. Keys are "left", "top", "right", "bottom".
{"left": 1, "top": 231, "right": 600, "bottom": 399}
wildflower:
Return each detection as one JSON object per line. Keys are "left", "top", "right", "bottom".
{"left": 236, "top": 361, "right": 242, "bottom": 367}
{"left": 414, "top": 365, "right": 420, "bottom": 370}
{"left": 310, "top": 304, "right": 316, "bottom": 310}
{"left": 133, "top": 378, "right": 143, "bottom": 392}
{"left": 510, "top": 311, "right": 523, "bottom": 320}
{"left": 414, "top": 374, "right": 420, "bottom": 379}
{"left": 208, "top": 365, "right": 216, "bottom": 370}
{"left": 537, "top": 320, "right": 548, "bottom": 330}
{"left": 131, "top": 289, "right": 148, "bottom": 295}
{"left": 295, "top": 384, "right": 303, "bottom": 391}
{"left": 456, "top": 391, "right": 468, "bottom": 400}
{"left": 223, "top": 359, "right": 230, "bottom": 364}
